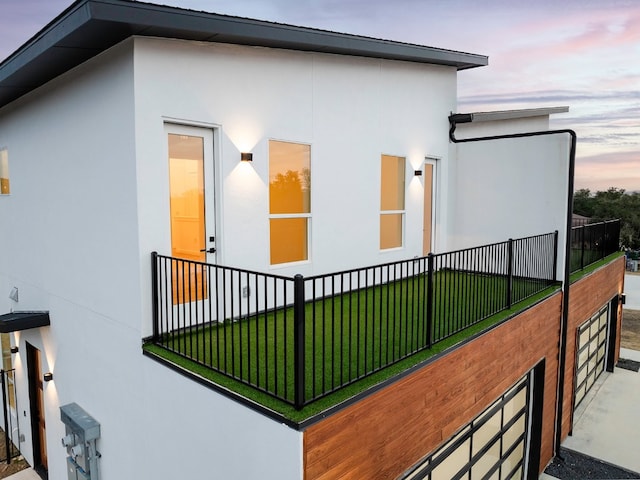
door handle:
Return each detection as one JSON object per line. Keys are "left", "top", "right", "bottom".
{"left": 200, "top": 247, "right": 216, "bottom": 253}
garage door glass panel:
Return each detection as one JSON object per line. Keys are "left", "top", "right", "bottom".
{"left": 504, "top": 415, "right": 526, "bottom": 450}
{"left": 503, "top": 388, "right": 526, "bottom": 424}
{"left": 473, "top": 412, "right": 500, "bottom": 456}
{"left": 431, "top": 439, "right": 470, "bottom": 480}
{"left": 502, "top": 443, "right": 525, "bottom": 479}
{"left": 574, "top": 305, "right": 609, "bottom": 408}
{"left": 471, "top": 443, "right": 500, "bottom": 478}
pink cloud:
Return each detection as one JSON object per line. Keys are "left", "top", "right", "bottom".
{"left": 478, "top": 5, "right": 640, "bottom": 82}
{"left": 575, "top": 151, "right": 640, "bottom": 192}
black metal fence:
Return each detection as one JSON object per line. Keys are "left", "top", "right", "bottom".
{"left": 570, "top": 220, "right": 620, "bottom": 273}
{"left": 0, "top": 369, "right": 20, "bottom": 464}
{"left": 151, "top": 231, "right": 558, "bottom": 409}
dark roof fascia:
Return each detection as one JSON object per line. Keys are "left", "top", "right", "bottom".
{"left": 0, "top": 0, "right": 487, "bottom": 109}
{"left": 454, "top": 106, "right": 570, "bottom": 123}
{"left": 0, "top": 311, "right": 51, "bottom": 333}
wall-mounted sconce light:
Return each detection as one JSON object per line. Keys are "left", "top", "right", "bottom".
{"left": 10, "top": 347, "right": 18, "bottom": 354}
{"left": 240, "top": 152, "right": 253, "bottom": 162}
{"left": 43, "top": 372, "right": 53, "bottom": 382}
{"left": 9, "top": 287, "right": 18, "bottom": 302}
{"left": 414, "top": 170, "right": 423, "bottom": 177}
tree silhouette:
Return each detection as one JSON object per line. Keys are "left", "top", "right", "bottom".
{"left": 270, "top": 169, "right": 310, "bottom": 213}
{"left": 574, "top": 187, "right": 640, "bottom": 248}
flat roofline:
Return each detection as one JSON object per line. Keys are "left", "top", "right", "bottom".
{"left": 453, "top": 107, "right": 570, "bottom": 123}
{"left": 0, "top": 0, "right": 488, "bottom": 110}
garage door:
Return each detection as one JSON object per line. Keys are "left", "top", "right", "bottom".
{"left": 402, "top": 373, "right": 532, "bottom": 480}
{"left": 574, "top": 305, "right": 609, "bottom": 408}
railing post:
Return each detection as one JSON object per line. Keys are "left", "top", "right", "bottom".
{"left": 426, "top": 254, "right": 434, "bottom": 347}
{"left": 507, "top": 239, "right": 514, "bottom": 308}
{"left": 602, "top": 220, "right": 607, "bottom": 260}
{"left": 553, "top": 230, "right": 559, "bottom": 282}
{"left": 151, "top": 251, "right": 159, "bottom": 343}
{"left": 293, "top": 274, "right": 306, "bottom": 410}
{"left": 580, "top": 226, "right": 585, "bottom": 271}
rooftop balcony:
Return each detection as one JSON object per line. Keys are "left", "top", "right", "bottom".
{"left": 144, "top": 221, "right": 619, "bottom": 420}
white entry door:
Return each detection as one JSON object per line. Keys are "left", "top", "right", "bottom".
{"left": 422, "top": 159, "right": 437, "bottom": 256}
{"left": 165, "top": 124, "right": 217, "bottom": 264}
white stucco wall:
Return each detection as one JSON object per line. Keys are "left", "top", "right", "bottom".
{"left": 0, "top": 49, "right": 140, "bottom": 325}
{"left": 448, "top": 117, "right": 571, "bottom": 279}
{"left": 0, "top": 42, "right": 142, "bottom": 478}
{"left": 133, "top": 38, "right": 458, "bottom": 331}
{"left": 0, "top": 40, "right": 302, "bottom": 480}
{"left": 137, "top": 357, "right": 302, "bottom": 480}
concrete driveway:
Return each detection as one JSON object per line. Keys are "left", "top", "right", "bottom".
{"left": 625, "top": 272, "right": 640, "bottom": 310}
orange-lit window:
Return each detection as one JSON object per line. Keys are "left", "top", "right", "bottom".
{"left": 0, "top": 148, "right": 9, "bottom": 195}
{"left": 168, "top": 133, "right": 207, "bottom": 303}
{"left": 380, "top": 154, "right": 405, "bottom": 249}
{"left": 269, "top": 140, "right": 311, "bottom": 265}
{"left": 168, "top": 134, "right": 206, "bottom": 262}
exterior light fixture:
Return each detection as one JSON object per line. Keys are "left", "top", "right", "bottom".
{"left": 10, "top": 346, "right": 18, "bottom": 354}
{"left": 240, "top": 152, "right": 253, "bottom": 162}
{"left": 9, "top": 287, "right": 18, "bottom": 302}
{"left": 43, "top": 372, "right": 53, "bottom": 382}
{"left": 414, "top": 170, "right": 423, "bottom": 176}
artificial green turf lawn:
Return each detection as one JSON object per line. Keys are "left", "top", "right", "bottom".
{"left": 569, "top": 251, "right": 624, "bottom": 283}
{"left": 144, "top": 269, "right": 559, "bottom": 422}
{"left": 153, "top": 271, "right": 547, "bottom": 403}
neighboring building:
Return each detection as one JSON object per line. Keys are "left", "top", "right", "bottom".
{"left": 0, "top": 1, "right": 625, "bottom": 479}
{"left": 572, "top": 213, "right": 592, "bottom": 227}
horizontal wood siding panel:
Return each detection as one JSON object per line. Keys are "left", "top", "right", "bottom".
{"left": 562, "top": 256, "right": 625, "bottom": 439}
{"left": 304, "top": 293, "right": 563, "bottom": 479}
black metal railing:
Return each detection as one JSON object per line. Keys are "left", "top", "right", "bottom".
{"left": 151, "top": 231, "right": 558, "bottom": 409}
{"left": 570, "top": 219, "right": 620, "bottom": 273}
{"left": 0, "top": 369, "right": 20, "bottom": 464}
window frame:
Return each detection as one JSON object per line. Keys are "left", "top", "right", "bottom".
{"left": 379, "top": 154, "right": 406, "bottom": 250}
{"left": 0, "top": 147, "right": 10, "bottom": 195}
{"left": 268, "top": 139, "right": 312, "bottom": 266}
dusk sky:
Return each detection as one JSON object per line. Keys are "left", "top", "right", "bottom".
{"left": 1, "top": 0, "right": 638, "bottom": 192}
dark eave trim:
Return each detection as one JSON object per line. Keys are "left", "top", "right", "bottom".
{"left": 0, "top": 0, "right": 487, "bottom": 109}
{"left": 0, "top": 311, "right": 51, "bottom": 333}
{"left": 451, "top": 107, "right": 570, "bottom": 124}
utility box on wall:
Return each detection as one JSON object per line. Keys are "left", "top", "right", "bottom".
{"left": 60, "top": 403, "right": 101, "bottom": 480}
